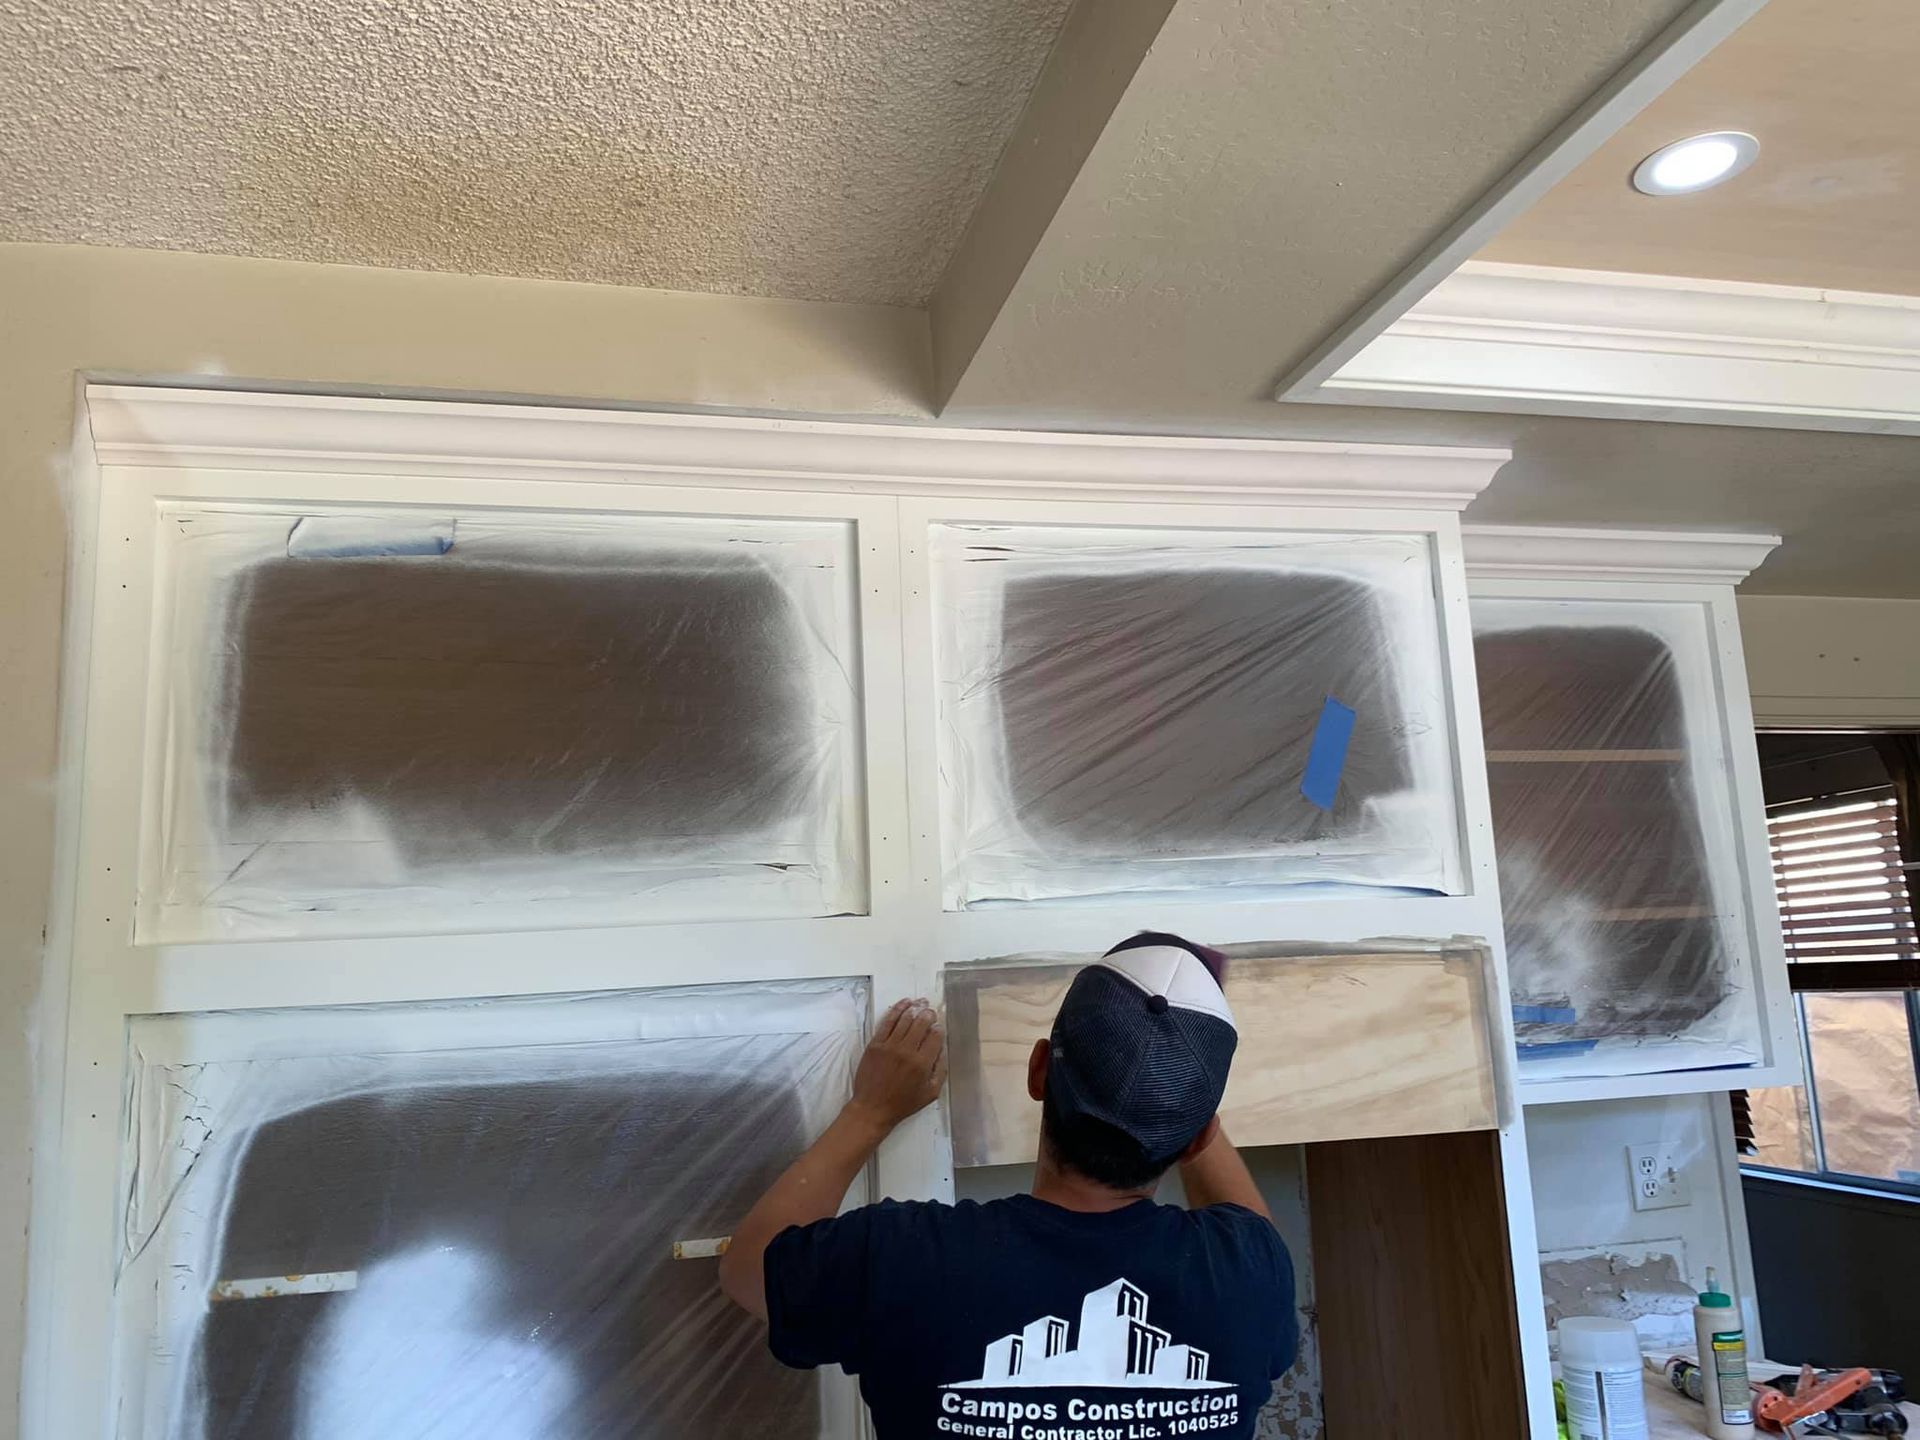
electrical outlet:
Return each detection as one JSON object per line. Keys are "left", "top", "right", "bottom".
{"left": 1628, "top": 1144, "right": 1689, "bottom": 1210}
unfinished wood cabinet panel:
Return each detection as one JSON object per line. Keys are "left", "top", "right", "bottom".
{"left": 1307, "top": 1130, "right": 1527, "bottom": 1440}
{"left": 946, "top": 944, "right": 1501, "bottom": 1168}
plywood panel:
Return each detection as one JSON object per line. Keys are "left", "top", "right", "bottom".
{"left": 1307, "top": 1130, "right": 1526, "bottom": 1439}
{"left": 945, "top": 944, "right": 1500, "bottom": 1168}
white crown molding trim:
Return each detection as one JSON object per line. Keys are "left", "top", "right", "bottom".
{"left": 1463, "top": 524, "right": 1781, "bottom": 585}
{"left": 85, "top": 385, "right": 1508, "bottom": 509}
{"left": 1274, "top": 0, "right": 1771, "bottom": 397}
{"left": 1303, "top": 262, "right": 1920, "bottom": 436}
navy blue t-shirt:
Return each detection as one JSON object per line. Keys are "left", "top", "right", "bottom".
{"left": 764, "top": 1195, "right": 1296, "bottom": 1440}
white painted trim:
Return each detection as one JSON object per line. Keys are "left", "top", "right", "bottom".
{"left": 29, "top": 389, "right": 1545, "bottom": 1437}
{"left": 1312, "top": 263, "right": 1920, "bottom": 436}
{"left": 1708, "top": 1091, "right": 1766, "bottom": 1359}
{"left": 1463, "top": 524, "right": 1781, "bottom": 586}
{"left": 84, "top": 385, "right": 1507, "bottom": 508}
{"left": 1275, "top": 0, "right": 1772, "bottom": 397}
{"left": 18, "top": 379, "right": 101, "bottom": 1440}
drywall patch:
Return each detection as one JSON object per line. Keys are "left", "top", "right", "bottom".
{"left": 1541, "top": 1243, "right": 1697, "bottom": 1350}
{"left": 1257, "top": 1314, "right": 1323, "bottom": 1440}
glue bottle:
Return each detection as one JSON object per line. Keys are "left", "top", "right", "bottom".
{"left": 1693, "top": 1268, "right": 1755, "bottom": 1440}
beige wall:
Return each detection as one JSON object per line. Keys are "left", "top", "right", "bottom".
{"left": 1738, "top": 595, "right": 1920, "bottom": 729}
{"left": 0, "top": 241, "right": 931, "bottom": 1437}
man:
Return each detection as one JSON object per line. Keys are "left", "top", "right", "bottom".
{"left": 719, "top": 932, "right": 1297, "bottom": 1439}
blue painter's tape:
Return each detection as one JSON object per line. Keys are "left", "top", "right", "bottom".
{"left": 287, "top": 516, "right": 456, "bottom": 559}
{"left": 1299, "top": 696, "right": 1356, "bottom": 811}
{"left": 1518, "top": 1039, "right": 1600, "bottom": 1058}
{"left": 1512, "top": 1003, "right": 1578, "bottom": 1026}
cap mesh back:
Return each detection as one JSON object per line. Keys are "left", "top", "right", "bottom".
{"left": 1049, "top": 967, "right": 1236, "bottom": 1163}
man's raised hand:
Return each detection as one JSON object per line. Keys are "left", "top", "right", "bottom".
{"left": 847, "top": 997, "right": 948, "bottom": 1132}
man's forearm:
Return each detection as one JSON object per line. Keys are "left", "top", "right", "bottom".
{"left": 717, "top": 1103, "right": 892, "bottom": 1320}
{"left": 1178, "top": 1125, "right": 1271, "bottom": 1218}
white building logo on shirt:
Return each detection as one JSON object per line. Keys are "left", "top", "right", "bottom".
{"left": 943, "top": 1278, "right": 1231, "bottom": 1391}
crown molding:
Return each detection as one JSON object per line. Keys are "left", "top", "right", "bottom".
{"left": 1303, "top": 262, "right": 1920, "bottom": 437}
{"left": 1463, "top": 524, "right": 1780, "bottom": 585}
{"left": 1274, "top": 0, "right": 1771, "bottom": 397}
{"left": 84, "top": 385, "right": 1508, "bottom": 510}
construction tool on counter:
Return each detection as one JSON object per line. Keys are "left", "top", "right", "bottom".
{"left": 1767, "top": 1368, "right": 1907, "bottom": 1437}
{"left": 1655, "top": 1360, "right": 1906, "bottom": 1437}
{"left": 1752, "top": 1366, "right": 1875, "bottom": 1436}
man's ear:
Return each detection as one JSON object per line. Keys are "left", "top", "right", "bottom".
{"left": 1177, "top": 1115, "right": 1221, "bottom": 1164}
{"left": 1026, "top": 1038, "right": 1050, "bottom": 1103}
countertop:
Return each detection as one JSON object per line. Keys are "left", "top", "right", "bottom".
{"left": 1641, "top": 1357, "right": 1917, "bottom": 1439}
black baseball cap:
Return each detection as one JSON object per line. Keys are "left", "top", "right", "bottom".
{"left": 1046, "top": 932, "right": 1238, "bottom": 1167}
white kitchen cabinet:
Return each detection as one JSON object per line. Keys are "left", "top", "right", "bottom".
{"left": 1465, "top": 526, "right": 1799, "bottom": 1103}
{"left": 28, "top": 385, "right": 1561, "bottom": 1438}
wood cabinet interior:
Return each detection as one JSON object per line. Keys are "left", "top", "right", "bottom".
{"left": 943, "top": 944, "right": 1503, "bottom": 1169}
{"left": 1474, "top": 622, "right": 1733, "bottom": 1048}
{"left": 1306, "top": 1130, "right": 1527, "bottom": 1439}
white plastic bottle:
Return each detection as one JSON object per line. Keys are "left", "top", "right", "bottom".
{"left": 1693, "top": 1268, "right": 1755, "bottom": 1440}
{"left": 1561, "top": 1317, "right": 1650, "bottom": 1440}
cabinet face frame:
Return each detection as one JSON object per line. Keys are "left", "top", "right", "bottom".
{"left": 25, "top": 386, "right": 1555, "bottom": 1439}
{"left": 1464, "top": 527, "right": 1797, "bottom": 1106}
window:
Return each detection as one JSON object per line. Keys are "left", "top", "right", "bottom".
{"left": 1745, "top": 745, "right": 1920, "bottom": 1192}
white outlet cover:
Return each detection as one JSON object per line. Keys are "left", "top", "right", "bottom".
{"left": 1628, "top": 1143, "right": 1690, "bottom": 1210}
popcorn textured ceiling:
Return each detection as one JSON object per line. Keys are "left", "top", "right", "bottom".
{"left": 0, "top": 0, "right": 1075, "bottom": 306}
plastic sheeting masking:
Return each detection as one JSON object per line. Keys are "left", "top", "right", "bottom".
{"left": 931, "top": 525, "right": 1466, "bottom": 907}
{"left": 142, "top": 506, "right": 865, "bottom": 942}
{"left": 1474, "top": 597, "right": 1763, "bottom": 1078}
{"left": 115, "top": 980, "right": 867, "bottom": 1439}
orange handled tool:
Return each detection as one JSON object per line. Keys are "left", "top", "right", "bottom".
{"left": 1754, "top": 1365, "right": 1875, "bottom": 1434}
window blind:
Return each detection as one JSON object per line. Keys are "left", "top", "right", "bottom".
{"left": 1768, "top": 786, "right": 1920, "bottom": 991}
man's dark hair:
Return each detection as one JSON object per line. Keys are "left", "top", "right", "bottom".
{"left": 1040, "top": 1083, "right": 1171, "bottom": 1191}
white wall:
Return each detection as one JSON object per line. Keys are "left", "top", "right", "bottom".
{"left": 1526, "top": 1093, "right": 1757, "bottom": 1353}
{"left": 1739, "top": 595, "right": 1920, "bottom": 728}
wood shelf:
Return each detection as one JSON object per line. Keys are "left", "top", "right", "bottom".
{"left": 1511, "top": 905, "right": 1712, "bottom": 928}
{"left": 1598, "top": 904, "right": 1711, "bottom": 922}
{"left": 1486, "top": 748, "right": 1686, "bottom": 763}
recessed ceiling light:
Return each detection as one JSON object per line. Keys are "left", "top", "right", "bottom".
{"left": 1631, "top": 131, "right": 1759, "bottom": 196}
